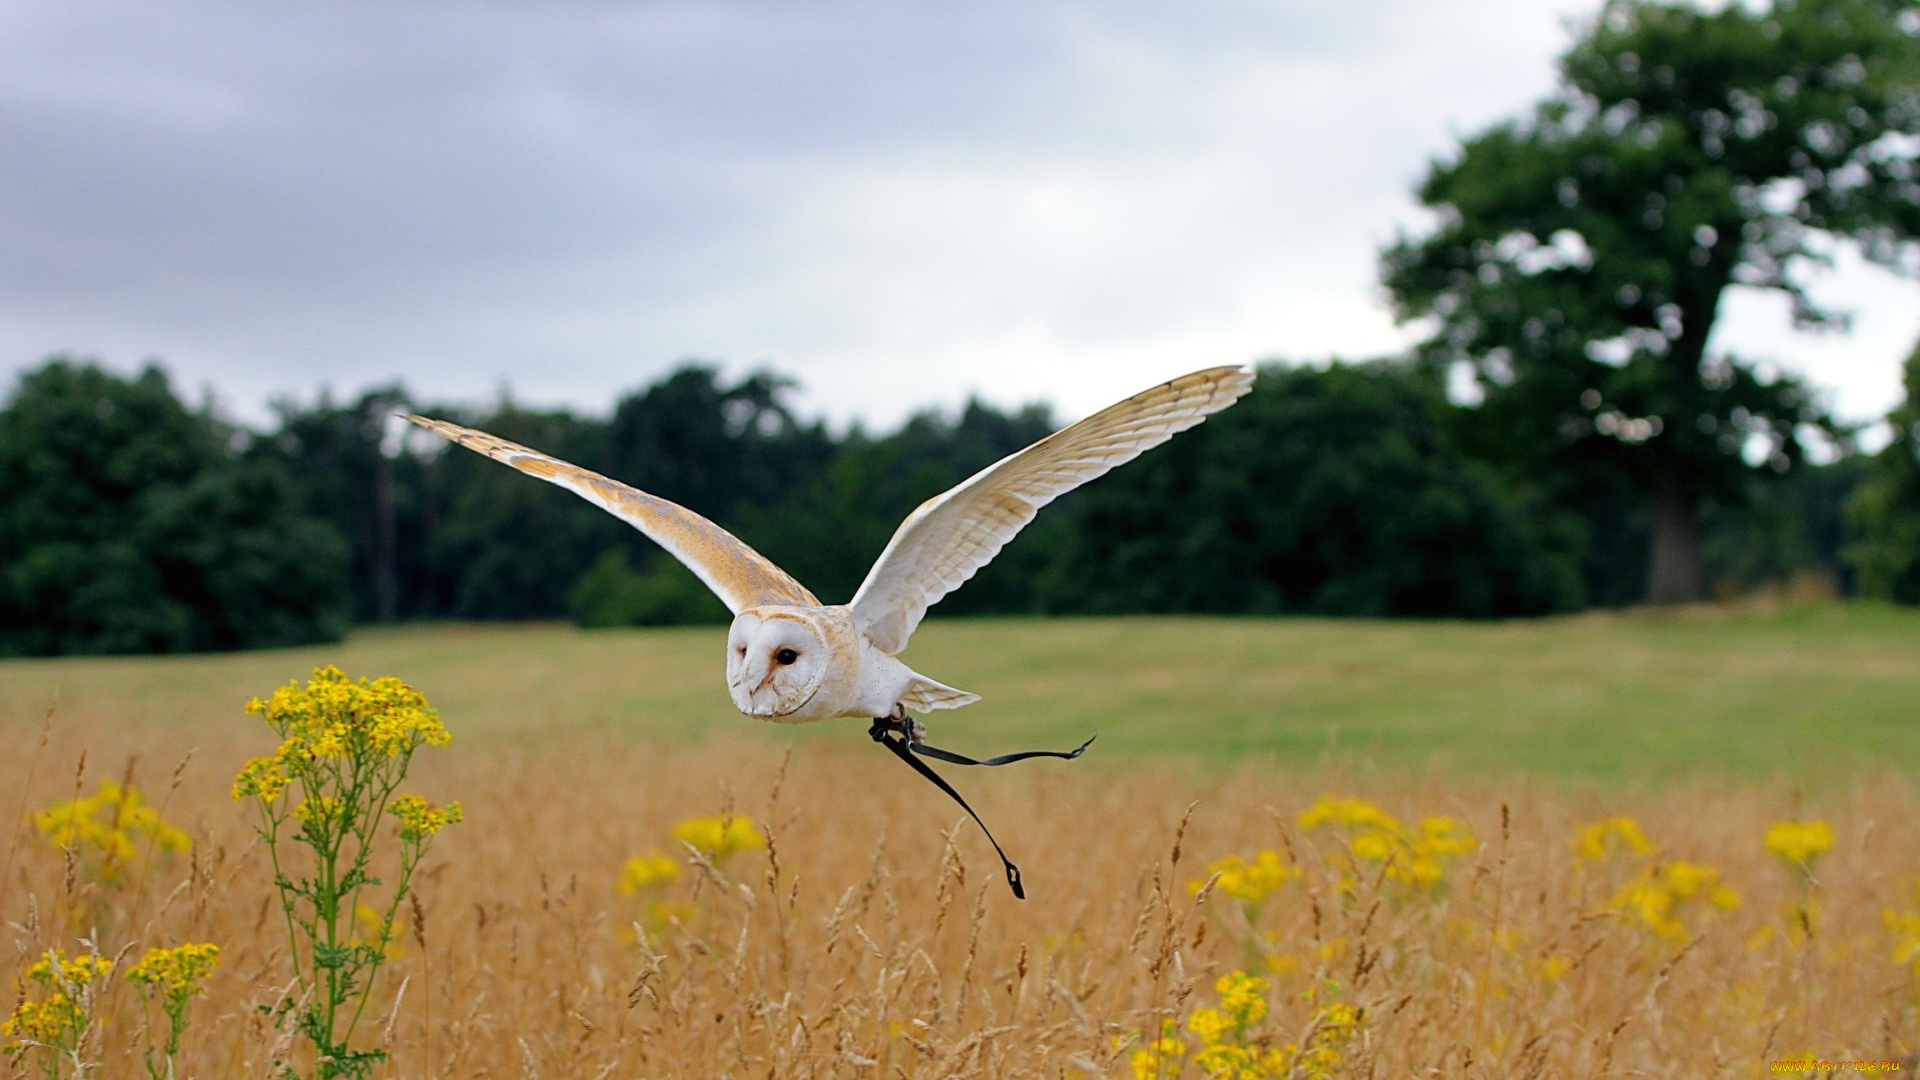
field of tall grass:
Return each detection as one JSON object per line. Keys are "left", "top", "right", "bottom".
{"left": 3, "top": 607, "right": 1918, "bottom": 1077}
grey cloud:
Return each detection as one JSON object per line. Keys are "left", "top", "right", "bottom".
{"left": 3, "top": 0, "right": 1904, "bottom": 430}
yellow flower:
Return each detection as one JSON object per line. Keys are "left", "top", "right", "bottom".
{"left": 1612, "top": 860, "right": 1738, "bottom": 939}
{"left": 30, "top": 780, "right": 190, "bottom": 884}
{"left": 1192, "top": 1041, "right": 1255, "bottom": 1077}
{"left": 1574, "top": 816, "right": 1653, "bottom": 861}
{"left": 126, "top": 943, "right": 220, "bottom": 1003}
{"left": 1765, "top": 820, "right": 1835, "bottom": 867}
{"left": 1185, "top": 1005, "right": 1233, "bottom": 1045}
{"left": 1298, "top": 796, "right": 1401, "bottom": 833}
{"left": 1886, "top": 909, "right": 1920, "bottom": 970}
{"left": 293, "top": 796, "right": 340, "bottom": 829}
{"left": 618, "top": 850, "right": 682, "bottom": 895}
{"left": 1420, "top": 816, "right": 1478, "bottom": 857}
{"left": 1539, "top": 953, "right": 1573, "bottom": 981}
{"left": 24, "top": 950, "right": 111, "bottom": 988}
{"left": 1333, "top": 813, "right": 1476, "bottom": 890}
{"left": 349, "top": 903, "right": 404, "bottom": 958}
{"left": 2, "top": 992, "right": 85, "bottom": 1048}
{"left": 1191, "top": 850, "right": 1300, "bottom": 904}
{"left": 671, "top": 815, "right": 764, "bottom": 860}
{"left": 1215, "top": 971, "right": 1269, "bottom": 1027}
{"left": 1127, "top": 1022, "right": 1186, "bottom": 1080}
{"left": 243, "top": 666, "right": 449, "bottom": 767}
{"left": 231, "top": 755, "right": 290, "bottom": 801}
{"left": 388, "top": 794, "right": 462, "bottom": 842}
{"left": 1350, "top": 829, "right": 1398, "bottom": 863}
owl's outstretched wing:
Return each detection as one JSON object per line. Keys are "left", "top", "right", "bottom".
{"left": 848, "top": 365, "right": 1254, "bottom": 655}
{"left": 408, "top": 416, "right": 819, "bottom": 613}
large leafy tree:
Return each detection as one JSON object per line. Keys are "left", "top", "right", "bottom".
{"left": 256, "top": 385, "right": 421, "bottom": 622}
{"left": 0, "top": 359, "right": 348, "bottom": 654}
{"left": 1385, "top": 0, "right": 1920, "bottom": 602}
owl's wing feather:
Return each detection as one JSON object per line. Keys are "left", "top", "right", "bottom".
{"left": 848, "top": 365, "right": 1254, "bottom": 654}
{"left": 408, "top": 416, "right": 819, "bottom": 613}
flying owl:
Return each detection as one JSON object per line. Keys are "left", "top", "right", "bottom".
{"left": 410, "top": 365, "right": 1253, "bottom": 895}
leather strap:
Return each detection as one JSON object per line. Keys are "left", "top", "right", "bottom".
{"left": 867, "top": 715, "right": 1097, "bottom": 900}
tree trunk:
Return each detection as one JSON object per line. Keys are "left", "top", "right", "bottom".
{"left": 375, "top": 451, "right": 398, "bottom": 623}
{"left": 1646, "top": 474, "right": 1703, "bottom": 605}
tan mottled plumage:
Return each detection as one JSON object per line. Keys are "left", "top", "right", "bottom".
{"left": 849, "top": 365, "right": 1255, "bottom": 654}
{"left": 409, "top": 365, "right": 1252, "bottom": 725}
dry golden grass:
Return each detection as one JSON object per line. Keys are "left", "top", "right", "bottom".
{"left": 4, "top": 702, "right": 1918, "bottom": 1079}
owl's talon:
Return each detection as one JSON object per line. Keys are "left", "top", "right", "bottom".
{"left": 887, "top": 703, "right": 927, "bottom": 744}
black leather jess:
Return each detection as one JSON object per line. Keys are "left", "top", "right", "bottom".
{"left": 866, "top": 714, "right": 1096, "bottom": 900}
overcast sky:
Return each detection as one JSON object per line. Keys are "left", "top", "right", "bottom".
{"left": 2, "top": 0, "right": 1915, "bottom": 434}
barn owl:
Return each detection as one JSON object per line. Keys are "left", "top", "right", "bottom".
{"left": 409, "top": 365, "right": 1253, "bottom": 895}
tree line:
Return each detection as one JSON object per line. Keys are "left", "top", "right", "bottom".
{"left": 4, "top": 0, "right": 1919, "bottom": 655}
{"left": 0, "top": 350, "right": 1895, "bottom": 656}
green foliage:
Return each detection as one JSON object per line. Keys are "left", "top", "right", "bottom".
{"left": 607, "top": 365, "right": 835, "bottom": 523}
{"left": 0, "top": 359, "right": 349, "bottom": 655}
{"left": 256, "top": 386, "right": 423, "bottom": 623}
{"left": 1383, "top": 0, "right": 1920, "bottom": 600}
{"left": 1847, "top": 341, "right": 1920, "bottom": 601}
{"left": 426, "top": 404, "right": 626, "bottom": 619}
{"left": 1702, "top": 457, "right": 1868, "bottom": 593}
{"left": 1041, "top": 362, "right": 1587, "bottom": 617}
{"left": 570, "top": 549, "right": 729, "bottom": 627}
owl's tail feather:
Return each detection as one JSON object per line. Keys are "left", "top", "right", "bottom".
{"left": 901, "top": 675, "right": 980, "bottom": 712}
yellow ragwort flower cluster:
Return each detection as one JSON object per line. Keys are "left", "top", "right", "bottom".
{"left": 31, "top": 779, "right": 190, "bottom": 882}
{"left": 232, "top": 665, "right": 450, "bottom": 801}
{"left": 2, "top": 950, "right": 110, "bottom": 1054}
{"left": 2, "top": 994, "right": 84, "bottom": 1053}
{"left": 1764, "top": 820, "right": 1835, "bottom": 867}
{"left": 1300, "top": 796, "right": 1478, "bottom": 890}
{"left": 1289, "top": 999, "right": 1361, "bottom": 1080}
{"left": 1297, "top": 796, "right": 1399, "bottom": 832}
{"left": 1125, "top": 1022, "right": 1187, "bottom": 1080}
{"left": 1187, "top": 972, "right": 1277, "bottom": 1076}
{"left": 389, "top": 794, "right": 463, "bottom": 842}
{"left": 618, "top": 851, "right": 682, "bottom": 895}
{"left": 1613, "top": 860, "right": 1741, "bottom": 940}
{"left": 126, "top": 943, "right": 220, "bottom": 1004}
{"left": 671, "top": 815, "right": 765, "bottom": 861}
{"left": 1574, "top": 816, "right": 1653, "bottom": 861}
{"left": 292, "top": 796, "right": 339, "bottom": 828}
{"left": 1137, "top": 972, "right": 1360, "bottom": 1080}
{"left": 23, "top": 951, "right": 111, "bottom": 988}
{"left": 1191, "top": 850, "right": 1301, "bottom": 906}
{"left": 618, "top": 848, "right": 696, "bottom": 931}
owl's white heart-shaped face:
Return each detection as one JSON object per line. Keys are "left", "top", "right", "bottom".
{"left": 726, "top": 609, "right": 830, "bottom": 717}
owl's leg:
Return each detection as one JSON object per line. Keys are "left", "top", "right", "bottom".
{"left": 890, "top": 703, "right": 928, "bottom": 745}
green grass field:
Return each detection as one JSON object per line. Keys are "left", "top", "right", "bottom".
{"left": 2, "top": 600, "right": 1915, "bottom": 783}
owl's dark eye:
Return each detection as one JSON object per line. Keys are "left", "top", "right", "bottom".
{"left": 775, "top": 648, "right": 799, "bottom": 666}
